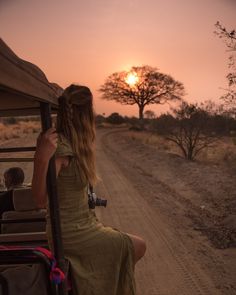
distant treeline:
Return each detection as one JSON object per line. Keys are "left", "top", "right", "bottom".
{"left": 96, "top": 109, "right": 236, "bottom": 137}
{"left": 0, "top": 116, "right": 40, "bottom": 125}
{"left": 2, "top": 104, "right": 236, "bottom": 138}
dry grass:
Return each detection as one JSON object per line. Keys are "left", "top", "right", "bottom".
{"left": 0, "top": 121, "right": 40, "bottom": 142}
{"left": 128, "top": 131, "right": 179, "bottom": 153}
{"left": 124, "top": 131, "right": 236, "bottom": 166}
{"left": 198, "top": 137, "right": 236, "bottom": 165}
{"left": 97, "top": 122, "right": 128, "bottom": 129}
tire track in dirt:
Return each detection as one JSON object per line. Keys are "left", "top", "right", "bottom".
{"left": 95, "top": 128, "right": 222, "bottom": 295}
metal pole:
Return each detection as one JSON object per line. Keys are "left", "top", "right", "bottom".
{"left": 40, "top": 102, "right": 68, "bottom": 295}
{"left": 0, "top": 147, "right": 36, "bottom": 153}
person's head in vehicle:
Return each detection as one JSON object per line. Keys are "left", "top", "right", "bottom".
{"left": 57, "top": 84, "right": 97, "bottom": 185}
{"left": 4, "top": 167, "right": 25, "bottom": 190}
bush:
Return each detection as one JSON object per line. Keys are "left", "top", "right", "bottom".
{"left": 95, "top": 115, "right": 106, "bottom": 125}
{"left": 106, "top": 113, "right": 125, "bottom": 125}
{"left": 151, "top": 114, "right": 176, "bottom": 135}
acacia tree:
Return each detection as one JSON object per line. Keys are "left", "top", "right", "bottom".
{"left": 215, "top": 22, "right": 236, "bottom": 114}
{"left": 99, "top": 65, "right": 185, "bottom": 120}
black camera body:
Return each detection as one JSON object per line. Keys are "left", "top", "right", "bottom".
{"left": 88, "top": 191, "right": 107, "bottom": 209}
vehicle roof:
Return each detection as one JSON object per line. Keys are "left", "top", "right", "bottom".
{"left": 0, "top": 38, "right": 62, "bottom": 116}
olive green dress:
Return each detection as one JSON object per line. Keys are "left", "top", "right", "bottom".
{"left": 46, "top": 135, "right": 136, "bottom": 295}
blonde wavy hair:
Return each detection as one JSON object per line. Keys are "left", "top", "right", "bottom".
{"left": 57, "top": 84, "right": 97, "bottom": 185}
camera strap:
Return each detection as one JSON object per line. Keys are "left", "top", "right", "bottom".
{"left": 88, "top": 183, "right": 93, "bottom": 194}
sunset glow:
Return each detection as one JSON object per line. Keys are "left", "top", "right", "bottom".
{"left": 0, "top": 0, "right": 235, "bottom": 117}
{"left": 125, "top": 72, "right": 139, "bottom": 87}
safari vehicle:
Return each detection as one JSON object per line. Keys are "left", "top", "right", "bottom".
{"left": 0, "top": 38, "right": 69, "bottom": 295}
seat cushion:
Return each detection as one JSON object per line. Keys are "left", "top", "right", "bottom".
{"left": 0, "top": 232, "right": 47, "bottom": 243}
{"left": 13, "top": 188, "right": 43, "bottom": 211}
{"left": 1, "top": 210, "right": 46, "bottom": 234}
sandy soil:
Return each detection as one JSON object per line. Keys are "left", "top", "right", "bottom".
{"left": 0, "top": 128, "right": 235, "bottom": 294}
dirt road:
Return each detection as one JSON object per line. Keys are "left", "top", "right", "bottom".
{"left": 95, "top": 128, "right": 230, "bottom": 295}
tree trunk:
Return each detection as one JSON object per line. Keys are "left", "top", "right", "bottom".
{"left": 138, "top": 105, "right": 145, "bottom": 130}
{"left": 139, "top": 105, "right": 144, "bottom": 120}
{"left": 187, "top": 146, "right": 194, "bottom": 160}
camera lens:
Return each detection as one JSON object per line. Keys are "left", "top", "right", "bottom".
{"left": 95, "top": 198, "right": 107, "bottom": 207}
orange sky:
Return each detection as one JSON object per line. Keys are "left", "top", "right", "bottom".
{"left": 0, "top": 0, "right": 236, "bottom": 117}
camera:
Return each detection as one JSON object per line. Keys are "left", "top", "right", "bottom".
{"left": 88, "top": 191, "right": 107, "bottom": 209}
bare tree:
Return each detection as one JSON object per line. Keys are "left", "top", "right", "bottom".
{"left": 215, "top": 22, "right": 236, "bottom": 115}
{"left": 166, "top": 102, "right": 217, "bottom": 160}
{"left": 99, "top": 65, "right": 185, "bottom": 120}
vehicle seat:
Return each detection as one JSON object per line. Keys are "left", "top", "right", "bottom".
{"left": 0, "top": 264, "right": 48, "bottom": 295}
{"left": 1, "top": 188, "right": 46, "bottom": 234}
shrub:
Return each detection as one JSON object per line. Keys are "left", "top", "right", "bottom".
{"left": 106, "top": 113, "right": 125, "bottom": 125}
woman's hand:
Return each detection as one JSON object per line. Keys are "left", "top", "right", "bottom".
{"left": 35, "top": 128, "right": 58, "bottom": 161}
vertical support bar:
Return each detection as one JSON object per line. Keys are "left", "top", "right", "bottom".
{"left": 40, "top": 102, "right": 68, "bottom": 295}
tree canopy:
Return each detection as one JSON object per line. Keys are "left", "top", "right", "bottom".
{"left": 99, "top": 65, "right": 185, "bottom": 119}
{"left": 215, "top": 22, "right": 236, "bottom": 114}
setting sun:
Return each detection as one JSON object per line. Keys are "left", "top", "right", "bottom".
{"left": 125, "top": 72, "right": 139, "bottom": 86}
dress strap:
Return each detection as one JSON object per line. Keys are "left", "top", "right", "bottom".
{"left": 55, "top": 134, "right": 74, "bottom": 157}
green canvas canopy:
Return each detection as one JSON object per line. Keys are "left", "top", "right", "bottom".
{"left": 0, "top": 38, "right": 62, "bottom": 116}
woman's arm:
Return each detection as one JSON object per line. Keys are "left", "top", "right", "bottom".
{"left": 32, "top": 129, "right": 70, "bottom": 208}
{"left": 32, "top": 128, "right": 59, "bottom": 208}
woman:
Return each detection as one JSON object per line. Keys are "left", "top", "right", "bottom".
{"left": 32, "top": 84, "right": 146, "bottom": 295}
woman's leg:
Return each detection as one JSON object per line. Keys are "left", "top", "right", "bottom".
{"left": 126, "top": 233, "right": 146, "bottom": 264}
